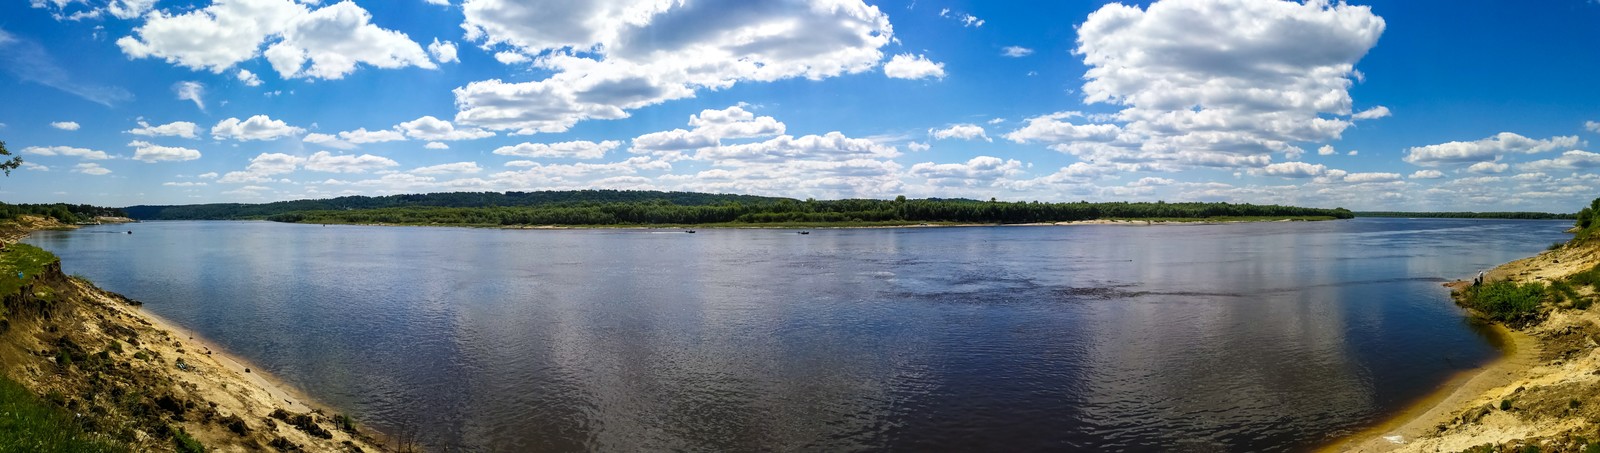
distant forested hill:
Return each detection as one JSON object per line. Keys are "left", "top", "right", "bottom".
{"left": 123, "top": 190, "right": 787, "bottom": 220}
{"left": 1354, "top": 211, "right": 1575, "bottom": 220}
{"left": 0, "top": 202, "right": 126, "bottom": 223}
{"left": 123, "top": 190, "right": 1355, "bottom": 226}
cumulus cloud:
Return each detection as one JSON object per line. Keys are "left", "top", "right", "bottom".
{"left": 424, "top": 141, "right": 449, "bottom": 150}
{"left": 50, "top": 121, "right": 80, "bottom": 131}
{"left": 1341, "top": 172, "right": 1401, "bottom": 184}
{"left": 492, "top": 140, "right": 620, "bottom": 160}
{"left": 1011, "top": 0, "right": 1385, "bottom": 172}
{"left": 1466, "top": 161, "right": 1509, "bottom": 174}
{"left": 237, "top": 69, "right": 263, "bottom": 86}
{"left": 129, "top": 120, "right": 201, "bottom": 139}
{"left": 1586, "top": 121, "right": 1600, "bottom": 134}
{"left": 23, "top": 145, "right": 111, "bottom": 160}
{"left": 1317, "top": 145, "right": 1336, "bottom": 156}
{"left": 212, "top": 115, "right": 305, "bottom": 141}
{"left": 411, "top": 162, "right": 482, "bottom": 175}
{"left": 303, "top": 151, "right": 398, "bottom": 173}
{"left": 906, "top": 141, "right": 930, "bottom": 152}
{"left": 929, "top": 124, "right": 990, "bottom": 142}
{"left": 884, "top": 54, "right": 946, "bottom": 80}
{"left": 1403, "top": 132, "right": 1581, "bottom": 166}
{"left": 908, "top": 156, "right": 1024, "bottom": 186}
{"left": 303, "top": 133, "right": 356, "bottom": 150}
{"left": 129, "top": 140, "right": 202, "bottom": 163}
{"left": 1001, "top": 46, "right": 1033, "bottom": 57}
{"left": 1409, "top": 169, "right": 1444, "bottom": 179}
{"left": 74, "top": 162, "right": 111, "bottom": 175}
{"left": 164, "top": 181, "right": 209, "bottom": 187}
{"left": 117, "top": 0, "right": 434, "bottom": 80}
{"left": 1262, "top": 162, "right": 1327, "bottom": 178}
{"left": 428, "top": 38, "right": 458, "bottom": 64}
{"left": 396, "top": 116, "right": 494, "bottom": 141}
{"left": 632, "top": 105, "right": 785, "bottom": 152}
{"left": 452, "top": 0, "right": 892, "bottom": 134}
{"left": 338, "top": 127, "right": 406, "bottom": 144}
{"left": 1519, "top": 150, "right": 1600, "bottom": 172}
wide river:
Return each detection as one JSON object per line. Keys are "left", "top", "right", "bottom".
{"left": 26, "top": 218, "right": 1573, "bottom": 451}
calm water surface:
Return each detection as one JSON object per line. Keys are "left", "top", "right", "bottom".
{"left": 26, "top": 218, "right": 1573, "bottom": 452}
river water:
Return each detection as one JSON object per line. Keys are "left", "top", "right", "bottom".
{"left": 25, "top": 218, "right": 1572, "bottom": 451}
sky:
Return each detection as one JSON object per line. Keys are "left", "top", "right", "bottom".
{"left": 1, "top": 0, "right": 1598, "bottom": 211}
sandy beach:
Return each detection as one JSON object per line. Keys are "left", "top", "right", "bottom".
{"left": 1329, "top": 234, "right": 1600, "bottom": 451}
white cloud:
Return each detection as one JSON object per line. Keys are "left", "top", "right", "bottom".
{"left": 1403, "top": 132, "right": 1581, "bottom": 166}
{"left": 939, "top": 9, "right": 984, "bottom": 27}
{"left": 129, "top": 120, "right": 201, "bottom": 139}
{"left": 1351, "top": 106, "right": 1391, "bottom": 120}
{"left": 428, "top": 38, "right": 458, "bottom": 64}
{"left": 424, "top": 141, "right": 449, "bottom": 150}
{"left": 212, "top": 115, "right": 305, "bottom": 141}
{"left": 303, "top": 132, "right": 356, "bottom": 150}
{"left": 1466, "top": 161, "right": 1509, "bottom": 174}
{"left": 21, "top": 162, "right": 49, "bottom": 172}
{"left": 1262, "top": 162, "right": 1326, "bottom": 178}
{"left": 303, "top": 151, "right": 398, "bottom": 173}
{"left": 908, "top": 156, "right": 1024, "bottom": 184}
{"left": 1586, "top": 121, "right": 1600, "bottom": 134}
{"left": 492, "top": 51, "right": 528, "bottom": 65}
{"left": 411, "top": 162, "right": 482, "bottom": 175}
{"left": 492, "top": 140, "right": 621, "bottom": 160}
{"left": 453, "top": 0, "right": 892, "bottom": 134}
{"left": 174, "top": 81, "right": 205, "bottom": 111}
{"left": 1001, "top": 46, "right": 1033, "bottom": 57}
{"left": 1409, "top": 170, "right": 1444, "bottom": 179}
{"left": 50, "top": 121, "right": 80, "bottom": 131}
{"left": 1519, "top": 150, "right": 1600, "bottom": 172}
{"left": 22, "top": 145, "right": 110, "bottom": 160}
{"left": 198, "top": 172, "right": 219, "bottom": 179}
{"left": 338, "top": 127, "right": 406, "bottom": 144}
{"left": 693, "top": 132, "right": 901, "bottom": 164}
{"left": 107, "top": 0, "right": 158, "bottom": 19}
{"left": 396, "top": 116, "right": 494, "bottom": 141}
{"left": 1341, "top": 172, "right": 1402, "bottom": 184}
{"left": 118, "top": 0, "right": 433, "bottom": 80}
{"left": 883, "top": 54, "right": 946, "bottom": 80}
{"left": 424, "top": 0, "right": 449, "bottom": 6}
{"left": 129, "top": 140, "right": 202, "bottom": 163}
{"left": 1017, "top": 0, "right": 1385, "bottom": 171}
{"left": 632, "top": 105, "right": 785, "bottom": 152}
{"left": 906, "top": 141, "right": 930, "bottom": 152}
{"left": 237, "top": 69, "right": 263, "bottom": 86}
{"left": 164, "top": 181, "right": 210, "bottom": 187}
{"left": 74, "top": 162, "right": 111, "bottom": 175}
{"left": 929, "top": 124, "right": 990, "bottom": 142}
{"left": 1317, "top": 145, "right": 1336, "bottom": 156}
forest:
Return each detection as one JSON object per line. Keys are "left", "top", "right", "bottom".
{"left": 0, "top": 203, "right": 127, "bottom": 224}
{"left": 1355, "top": 211, "right": 1576, "bottom": 220}
{"left": 179, "top": 191, "right": 1365, "bottom": 226}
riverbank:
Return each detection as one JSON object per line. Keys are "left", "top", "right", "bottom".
{"left": 0, "top": 216, "right": 389, "bottom": 451}
{"left": 1332, "top": 229, "right": 1600, "bottom": 451}
{"left": 280, "top": 215, "right": 1341, "bottom": 230}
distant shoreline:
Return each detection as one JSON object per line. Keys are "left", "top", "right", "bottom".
{"left": 252, "top": 215, "right": 1344, "bottom": 230}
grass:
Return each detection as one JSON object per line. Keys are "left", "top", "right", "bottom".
{"left": 1461, "top": 281, "right": 1548, "bottom": 323}
{"left": 0, "top": 375, "right": 127, "bottom": 453}
{"left": 0, "top": 243, "right": 57, "bottom": 298}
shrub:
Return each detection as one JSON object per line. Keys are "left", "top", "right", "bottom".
{"left": 1500, "top": 399, "right": 1512, "bottom": 411}
{"left": 172, "top": 428, "right": 205, "bottom": 453}
{"left": 1463, "top": 281, "right": 1547, "bottom": 323}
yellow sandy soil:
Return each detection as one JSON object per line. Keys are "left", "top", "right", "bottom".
{"left": 1332, "top": 241, "right": 1600, "bottom": 452}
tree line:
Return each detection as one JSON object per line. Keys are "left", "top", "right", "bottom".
{"left": 124, "top": 190, "right": 787, "bottom": 220}
{"left": 0, "top": 203, "right": 127, "bottom": 224}
{"left": 1355, "top": 211, "right": 1576, "bottom": 220}
{"left": 246, "top": 193, "right": 1355, "bottom": 226}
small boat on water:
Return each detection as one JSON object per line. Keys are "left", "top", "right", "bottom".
{"left": 685, "top": 230, "right": 696, "bottom": 234}
{"left": 798, "top": 231, "right": 810, "bottom": 235}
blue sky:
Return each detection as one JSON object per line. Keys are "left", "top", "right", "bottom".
{"left": 1, "top": 0, "right": 1598, "bottom": 211}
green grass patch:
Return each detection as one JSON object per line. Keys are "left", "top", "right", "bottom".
{"left": 1569, "top": 262, "right": 1600, "bottom": 290}
{"left": 1461, "top": 281, "right": 1548, "bottom": 323}
{"left": 0, "top": 243, "right": 58, "bottom": 297}
{"left": 0, "top": 375, "right": 127, "bottom": 452}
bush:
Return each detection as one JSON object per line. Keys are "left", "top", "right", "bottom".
{"left": 1463, "top": 281, "right": 1547, "bottom": 323}
{"left": 1500, "top": 399, "right": 1512, "bottom": 411}
{"left": 172, "top": 428, "right": 205, "bottom": 453}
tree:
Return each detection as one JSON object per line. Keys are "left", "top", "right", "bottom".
{"left": 0, "top": 141, "right": 20, "bottom": 176}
